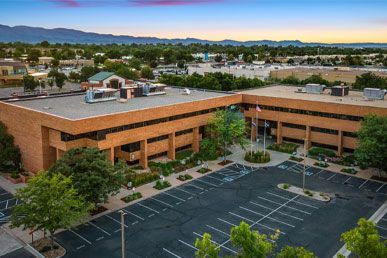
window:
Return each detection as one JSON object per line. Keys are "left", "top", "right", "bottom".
{"left": 176, "top": 129, "right": 193, "bottom": 136}
{"left": 2, "top": 70, "right": 8, "bottom": 76}
{"left": 147, "top": 135, "right": 168, "bottom": 144}
{"left": 311, "top": 127, "right": 338, "bottom": 135}
{"left": 283, "top": 123, "right": 306, "bottom": 130}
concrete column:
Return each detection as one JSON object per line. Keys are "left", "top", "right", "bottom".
{"left": 305, "top": 126, "right": 312, "bottom": 149}
{"left": 276, "top": 121, "right": 283, "bottom": 144}
{"left": 110, "top": 147, "right": 115, "bottom": 165}
{"left": 168, "top": 133, "right": 176, "bottom": 160}
{"left": 338, "top": 131, "right": 343, "bottom": 156}
{"left": 140, "top": 140, "right": 148, "bottom": 169}
{"left": 192, "top": 127, "right": 200, "bottom": 152}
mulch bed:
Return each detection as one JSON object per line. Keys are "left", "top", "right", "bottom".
{"left": 32, "top": 237, "right": 65, "bottom": 258}
{"left": 90, "top": 205, "right": 108, "bottom": 216}
{"left": 218, "top": 160, "right": 233, "bottom": 166}
{"left": 370, "top": 175, "right": 387, "bottom": 182}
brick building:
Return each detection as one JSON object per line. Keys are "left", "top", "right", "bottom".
{"left": 0, "top": 85, "right": 386, "bottom": 174}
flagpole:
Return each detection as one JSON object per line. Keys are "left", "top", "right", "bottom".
{"left": 250, "top": 120, "right": 253, "bottom": 158}
{"left": 256, "top": 99, "right": 258, "bottom": 152}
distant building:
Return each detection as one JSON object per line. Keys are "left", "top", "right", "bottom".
{"left": 59, "top": 59, "right": 94, "bottom": 67}
{"left": 38, "top": 56, "right": 54, "bottom": 65}
{"left": 0, "top": 59, "right": 27, "bottom": 85}
{"left": 81, "top": 71, "right": 129, "bottom": 90}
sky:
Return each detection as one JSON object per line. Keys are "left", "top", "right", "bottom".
{"left": 1, "top": 0, "right": 387, "bottom": 43}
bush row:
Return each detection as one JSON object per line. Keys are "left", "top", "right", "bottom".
{"left": 244, "top": 151, "right": 271, "bottom": 163}
{"left": 268, "top": 142, "right": 299, "bottom": 154}
{"left": 126, "top": 172, "right": 160, "bottom": 187}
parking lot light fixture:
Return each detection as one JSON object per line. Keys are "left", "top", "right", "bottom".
{"left": 118, "top": 210, "right": 127, "bottom": 258}
{"left": 303, "top": 138, "right": 308, "bottom": 191}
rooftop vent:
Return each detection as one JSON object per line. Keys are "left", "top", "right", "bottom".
{"left": 331, "top": 86, "right": 349, "bottom": 97}
{"left": 85, "top": 88, "right": 117, "bottom": 103}
{"left": 305, "top": 84, "right": 325, "bottom": 94}
{"left": 363, "top": 88, "right": 385, "bottom": 100}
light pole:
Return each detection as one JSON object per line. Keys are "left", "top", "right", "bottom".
{"left": 118, "top": 210, "right": 127, "bottom": 258}
{"left": 302, "top": 138, "right": 308, "bottom": 191}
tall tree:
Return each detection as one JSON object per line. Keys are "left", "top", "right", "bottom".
{"left": 354, "top": 114, "right": 387, "bottom": 177}
{"left": 10, "top": 172, "right": 92, "bottom": 250}
{"left": 141, "top": 66, "right": 155, "bottom": 80}
{"left": 208, "top": 107, "right": 246, "bottom": 161}
{"left": 276, "top": 246, "right": 316, "bottom": 258}
{"left": 352, "top": 72, "right": 387, "bottom": 90}
{"left": 54, "top": 72, "right": 67, "bottom": 91}
{"left": 194, "top": 233, "right": 220, "bottom": 258}
{"left": 48, "top": 147, "right": 125, "bottom": 206}
{"left": 23, "top": 75, "right": 38, "bottom": 92}
{"left": 230, "top": 221, "right": 275, "bottom": 258}
{"left": 0, "top": 122, "right": 21, "bottom": 172}
{"left": 341, "top": 218, "right": 387, "bottom": 258}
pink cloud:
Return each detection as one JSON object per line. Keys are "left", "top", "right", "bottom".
{"left": 131, "top": 0, "right": 223, "bottom": 6}
{"left": 47, "top": 0, "right": 81, "bottom": 7}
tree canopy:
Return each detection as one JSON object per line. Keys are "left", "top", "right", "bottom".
{"left": 354, "top": 114, "right": 387, "bottom": 176}
{"left": 11, "top": 172, "right": 92, "bottom": 250}
{"left": 352, "top": 72, "right": 387, "bottom": 90}
{"left": 195, "top": 233, "right": 220, "bottom": 258}
{"left": 48, "top": 147, "right": 125, "bottom": 206}
{"left": 0, "top": 122, "right": 21, "bottom": 172}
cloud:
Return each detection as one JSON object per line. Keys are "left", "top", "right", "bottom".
{"left": 131, "top": 0, "right": 223, "bottom": 6}
{"left": 47, "top": 0, "right": 81, "bottom": 7}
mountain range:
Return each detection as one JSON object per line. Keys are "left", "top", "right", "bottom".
{"left": 1, "top": 24, "right": 387, "bottom": 48}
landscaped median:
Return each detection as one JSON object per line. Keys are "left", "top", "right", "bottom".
{"left": 278, "top": 183, "right": 330, "bottom": 202}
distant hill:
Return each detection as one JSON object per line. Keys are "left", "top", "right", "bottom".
{"left": 1, "top": 24, "right": 387, "bottom": 48}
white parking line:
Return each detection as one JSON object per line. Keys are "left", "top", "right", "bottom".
{"left": 239, "top": 207, "right": 295, "bottom": 228}
{"left": 343, "top": 177, "right": 352, "bottom": 184}
{"left": 327, "top": 174, "right": 336, "bottom": 181}
{"left": 96, "top": 236, "right": 104, "bottom": 241}
{"left": 257, "top": 197, "right": 311, "bottom": 215}
{"left": 248, "top": 202, "right": 303, "bottom": 221}
{"left": 163, "top": 248, "right": 182, "bottom": 258}
{"left": 124, "top": 210, "right": 145, "bottom": 221}
{"left": 217, "top": 218, "right": 237, "bottom": 227}
{"left": 229, "top": 211, "right": 254, "bottom": 223}
{"left": 195, "top": 178, "right": 219, "bottom": 187}
{"left": 163, "top": 192, "right": 186, "bottom": 202}
{"left": 150, "top": 197, "right": 174, "bottom": 208}
{"left": 376, "top": 225, "right": 387, "bottom": 231}
{"left": 204, "top": 175, "right": 225, "bottom": 182}
{"left": 376, "top": 184, "right": 385, "bottom": 193}
{"left": 266, "top": 192, "right": 319, "bottom": 209}
{"left": 206, "top": 224, "right": 229, "bottom": 237}
{"left": 88, "top": 222, "right": 111, "bottom": 236}
{"left": 186, "top": 183, "right": 204, "bottom": 191}
{"left": 178, "top": 239, "right": 198, "bottom": 250}
{"left": 137, "top": 203, "right": 160, "bottom": 214}
{"left": 76, "top": 244, "right": 85, "bottom": 250}
{"left": 359, "top": 180, "right": 369, "bottom": 189}
{"left": 314, "top": 170, "right": 323, "bottom": 176}
{"left": 174, "top": 187, "right": 195, "bottom": 196}
{"left": 106, "top": 215, "right": 129, "bottom": 228}
{"left": 193, "top": 232, "right": 237, "bottom": 254}
{"left": 69, "top": 229, "right": 92, "bottom": 245}
{"left": 0, "top": 198, "right": 15, "bottom": 204}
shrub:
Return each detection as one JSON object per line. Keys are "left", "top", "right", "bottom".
{"left": 199, "top": 138, "right": 218, "bottom": 161}
{"left": 314, "top": 161, "right": 329, "bottom": 168}
{"left": 126, "top": 172, "right": 160, "bottom": 187}
{"left": 154, "top": 180, "right": 171, "bottom": 190}
{"left": 282, "top": 183, "right": 290, "bottom": 189}
{"left": 308, "top": 147, "right": 336, "bottom": 158}
{"left": 244, "top": 151, "right": 271, "bottom": 163}
{"left": 121, "top": 192, "right": 142, "bottom": 203}
{"left": 149, "top": 162, "right": 173, "bottom": 176}
{"left": 289, "top": 156, "right": 304, "bottom": 162}
{"left": 341, "top": 167, "right": 358, "bottom": 175}
{"left": 176, "top": 149, "right": 193, "bottom": 160}
{"left": 197, "top": 168, "right": 211, "bottom": 174}
{"left": 177, "top": 174, "right": 193, "bottom": 181}
{"left": 268, "top": 142, "right": 299, "bottom": 154}
{"left": 304, "top": 190, "right": 314, "bottom": 197}
{"left": 10, "top": 170, "right": 20, "bottom": 179}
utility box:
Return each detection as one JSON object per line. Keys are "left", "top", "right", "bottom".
{"left": 331, "top": 86, "right": 349, "bottom": 96}
{"left": 363, "top": 88, "right": 385, "bottom": 100}
{"left": 305, "top": 84, "right": 325, "bottom": 94}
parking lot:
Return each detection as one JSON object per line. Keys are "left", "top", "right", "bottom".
{"left": 277, "top": 160, "right": 387, "bottom": 195}
{"left": 54, "top": 163, "right": 386, "bottom": 258}
{"left": 376, "top": 213, "right": 387, "bottom": 242}
{"left": 0, "top": 187, "right": 19, "bottom": 226}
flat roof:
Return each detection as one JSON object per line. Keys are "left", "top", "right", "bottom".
{"left": 8, "top": 87, "right": 231, "bottom": 120}
{"left": 241, "top": 85, "right": 387, "bottom": 108}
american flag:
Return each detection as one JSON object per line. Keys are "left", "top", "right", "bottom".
{"left": 252, "top": 121, "right": 257, "bottom": 127}
{"left": 264, "top": 121, "right": 270, "bottom": 128}
{"left": 256, "top": 105, "right": 261, "bottom": 112}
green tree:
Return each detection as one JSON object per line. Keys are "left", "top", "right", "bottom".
{"left": 341, "top": 218, "right": 387, "bottom": 258}
{"left": 354, "top": 114, "right": 387, "bottom": 177}
{"left": 128, "top": 58, "right": 142, "bottom": 70}
{"left": 276, "top": 246, "right": 316, "bottom": 258}
{"left": 27, "top": 49, "right": 41, "bottom": 64}
{"left": 194, "top": 233, "right": 220, "bottom": 258}
{"left": 10, "top": 172, "right": 92, "bottom": 250}
{"left": 0, "top": 122, "right": 21, "bottom": 172}
{"left": 51, "top": 58, "right": 60, "bottom": 68}
{"left": 48, "top": 147, "right": 125, "bottom": 206}
{"left": 116, "top": 67, "right": 140, "bottom": 80}
{"left": 141, "top": 66, "right": 155, "bottom": 79}
{"left": 199, "top": 138, "right": 218, "bottom": 161}
{"left": 301, "top": 74, "right": 330, "bottom": 86}
{"left": 230, "top": 221, "right": 275, "bottom": 258}
{"left": 23, "top": 75, "right": 38, "bottom": 91}
{"left": 352, "top": 72, "right": 387, "bottom": 90}
{"left": 54, "top": 72, "right": 67, "bottom": 91}
{"left": 48, "top": 78, "right": 54, "bottom": 90}
{"left": 40, "top": 41, "right": 50, "bottom": 48}
{"left": 214, "top": 55, "right": 222, "bottom": 63}
{"left": 209, "top": 108, "right": 246, "bottom": 161}
{"left": 79, "top": 66, "right": 99, "bottom": 82}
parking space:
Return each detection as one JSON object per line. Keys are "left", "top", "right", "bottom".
{"left": 56, "top": 163, "right": 386, "bottom": 258}
{"left": 276, "top": 161, "right": 386, "bottom": 196}
{"left": 0, "top": 187, "right": 19, "bottom": 226}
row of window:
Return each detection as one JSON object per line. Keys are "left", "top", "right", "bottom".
{"left": 61, "top": 107, "right": 222, "bottom": 142}
{"left": 242, "top": 103, "right": 362, "bottom": 121}
{"left": 311, "top": 126, "right": 338, "bottom": 135}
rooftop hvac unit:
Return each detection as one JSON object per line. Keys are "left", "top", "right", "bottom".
{"left": 331, "top": 86, "right": 349, "bottom": 97}
{"left": 363, "top": 88, "right": 385, "bottom": 100}
{"left": 305, "top": 84, "right": 325, "bottom": 94}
